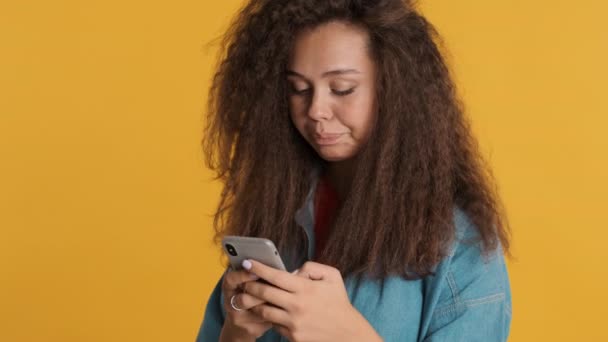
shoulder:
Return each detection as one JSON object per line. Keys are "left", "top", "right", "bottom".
{"left": 450, "top": 207, "right": 508, "bottom": 273}
{"left": 426, "top": 207, "right": 510, "bottom": 298}
{"left": 419, "top": 208, "right": 512, "bottom": 339}
{"left": 445, "top": 207, "right": 510, "bottom": 297}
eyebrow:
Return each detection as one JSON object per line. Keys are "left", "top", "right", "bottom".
{"left": 286, "top": 68, "right": 361, "bottom": 79}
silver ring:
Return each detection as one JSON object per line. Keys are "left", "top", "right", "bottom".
{"left": 230, "top": 294, "right": 244, "bottom": 312}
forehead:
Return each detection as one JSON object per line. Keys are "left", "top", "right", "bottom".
{"left": 288, "top": 21, "right": 375, "bottom": 77}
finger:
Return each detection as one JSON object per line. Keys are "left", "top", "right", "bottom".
{"left": 291, "top": 267, "right": 320, "bottom": 281}
{"left": 294, "top": 270, "right": 319, "bottom": 280}
{"left": 223, "top": 270, "right": 260, "bottom": 291}
{"left": 273, "top": 324, "right": 292, "bottom": 341}
{"left": 227, "top": 306, "right": 267, "bottom": 326}
{"left": 233, "top": 292, "right": 265, "bottom": 310}
{"left": 251, "top": 304, "right": 291, "bottom": 328}
{"left": 297, "top": 261, "right": 339, "bottom": 281}
{"left": 242, "top": 259, "right": 302, "bottom": 292}
{"left": 243, "top": 280, "right": 293, "bottom": 310}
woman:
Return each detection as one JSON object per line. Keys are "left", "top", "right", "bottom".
{"left": 198, "top": 0, "right": 512, "bottom": 341}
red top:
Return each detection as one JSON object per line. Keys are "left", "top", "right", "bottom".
{"left": 313, "top": 173, "right": 340, "bottom": 259}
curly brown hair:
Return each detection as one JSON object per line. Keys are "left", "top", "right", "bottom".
{"left": 202, "top": 0, "right": 511, "bottom": 279}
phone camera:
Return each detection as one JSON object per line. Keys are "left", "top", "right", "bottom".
{"left": 225, "top": 243, "right": 238, "bottom": 256}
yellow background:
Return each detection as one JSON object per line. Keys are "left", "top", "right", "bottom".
{"left": 1, "top": 0, "right": 606, "bottom": 340}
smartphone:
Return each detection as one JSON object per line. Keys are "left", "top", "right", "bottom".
{"left": 222, "top": 235, "right": 287, "bottom": 272}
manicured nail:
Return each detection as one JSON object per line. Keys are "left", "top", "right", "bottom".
{"left": 291, "top": 269, "right": 299, "bottom": 275}
{"left": 249, "top": 273, "right": 259, "bottom": 280}
{"left": 242, "top": 259, "right": 252, "bottom": 270}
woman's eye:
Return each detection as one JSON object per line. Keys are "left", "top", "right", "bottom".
{"left": 289, "top": 85, "right": 311, "bottom": 95}
{"left": 288, "top": 85, "right": 355, "bottom": 96}
{"left": 333, "top": 88, "right": 355, "bottom": 96}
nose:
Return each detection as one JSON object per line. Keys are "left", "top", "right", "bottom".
{"left": 307, "top": 90, "right": 332, "bottom": 121}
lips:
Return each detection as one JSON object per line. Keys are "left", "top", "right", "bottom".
{"left": 315, "top": 133, "right": 344, "bottom": 139}
{"left": 313, "top": 133, "right": 344, "bottom": 145}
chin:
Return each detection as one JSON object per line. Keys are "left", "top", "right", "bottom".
{"left": 315, "top": 149, "right": 354, "bottom": 162}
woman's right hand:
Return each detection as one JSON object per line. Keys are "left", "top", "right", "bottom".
{"left": 219, "top": 269, "right": 272, "bottom": 342}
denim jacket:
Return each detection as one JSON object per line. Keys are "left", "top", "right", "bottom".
{"left": 196, "top": 174, "right": 512, "bottom": 341}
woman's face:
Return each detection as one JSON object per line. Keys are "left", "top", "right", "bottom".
{"left": 287, "top": 21, "right": 377, "bottom": 162}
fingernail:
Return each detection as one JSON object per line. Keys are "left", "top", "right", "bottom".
{"left": 250, "top": 273, "right": 259, "bottom": 280}
{"left": 291, "top": 269, "right": 299, "bottom": 275}
{"left": 242, "top": 259, "right": 252, "bottom": 270}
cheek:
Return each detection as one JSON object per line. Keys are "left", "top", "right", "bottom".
{"left": 288, "top": 97, "right": 301, "bottom": 118}
{"left": 289, "top": 97, "right": 310, "bottom": 119}
{"left": 340, "top": 98, "right": 376, "bottom": 137}
{"left": 289, "top": 107, "right": 308, "bottom": 136}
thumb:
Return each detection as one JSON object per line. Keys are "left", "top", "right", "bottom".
{"left": 291, "top": 268, "right": 314, "bottom": 279}
{"left": 294, "top": 261, "right": 331, "bottom": 281}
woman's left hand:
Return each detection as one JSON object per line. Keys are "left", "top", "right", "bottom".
{"left": 241, "top": 259, "right": 382, "bottom": 342}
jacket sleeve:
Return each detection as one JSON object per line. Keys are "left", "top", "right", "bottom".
{"left": 422, "top": 211, "right": 512, "bottom": 342}
{"left": 195, "top": 273, "right": 227, "bottom": 342}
